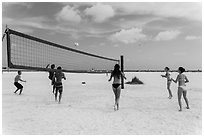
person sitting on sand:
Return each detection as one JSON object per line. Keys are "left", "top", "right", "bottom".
{"left": 108, "top": 64, "right": 126, "bottom": 111}
{"left": 53, "top": 66, "right": 66, "bottom": 104}
{"left": 171, "top": 67, "right": 190, "bottom": 111}
{"left": 161, "top": 67, "right": 173, "bottom": 99}
{"left": 14, "top": 71, "right": 26, "bottom": 95}
{"left": 46, "top": 64, "right": 56, "bottom": 94}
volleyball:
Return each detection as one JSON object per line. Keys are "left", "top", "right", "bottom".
{"left": 74, "top": 42, "right": 79, "bottom": 46}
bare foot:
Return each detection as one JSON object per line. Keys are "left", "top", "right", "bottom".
{"left": 186, "top": 106, "right": 190, "bottom": 109}
{"left": 114, "top": 105, "right": 117, "bottom": 111}
{"left": 117, "top": 104, "right": 119, "bottom": 110}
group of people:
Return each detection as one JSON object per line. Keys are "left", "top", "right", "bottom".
{"left": 13, "top": 64, "right": 190, "bottom": 112}
{"left": 46, "top": 64, "right": 66, "bottom": 104}
{"left": 13, "top": 64, "right": 66, "bottom": 104}
{"left": 161, "top": 67, "right": 190, "bottom": 111}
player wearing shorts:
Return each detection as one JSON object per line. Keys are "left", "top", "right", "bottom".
{"left": 53, "top": 66, "right": 66, "bottom": 104}
{"left": 14, "top": 71, "right": 26, "bottom": 95}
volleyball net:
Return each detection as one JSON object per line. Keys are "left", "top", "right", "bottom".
{"left": 5, "top": 28, "right": 122, "bottom": 73}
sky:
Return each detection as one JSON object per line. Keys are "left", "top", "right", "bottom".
{"left": 2, "top": 2, "right": 202, "bottom": 70}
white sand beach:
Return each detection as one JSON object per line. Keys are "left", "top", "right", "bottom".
{"left": 2, "top": 72, "right": 202, "bottom": 135}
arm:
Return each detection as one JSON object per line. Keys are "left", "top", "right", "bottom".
{"left": 46, "top": 64, "right": 50, "bottom": 68}
{"left": 161, "top": 74, "right": 166, "bottom": 78}
{"left": 121, "top": 72, "right": 127, "bottom": 80}
{"left": 19, "top": 78, "right": 26, "bottom": 82}
{"left": 63, "top": 73, "right": 66, "bottom": 80}
{"left": 161, "top": 73, "right": 168, "bottom": 78}
{"left": 108, "top": 74, "right": 112, "bottom": 81}
{"left": 171, "top": 75, "right": 179, "bottom": 83}
{"left": 185, "top": 75, "right": 189, "bottom": 83}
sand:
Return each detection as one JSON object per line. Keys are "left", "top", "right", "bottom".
{"left": 2, "top": 72, "right": 202, "bottom": 135}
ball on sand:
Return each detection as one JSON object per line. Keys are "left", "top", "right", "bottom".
{"left": 82, "top": 81, "right": 86, "bottom": 84}
{"left": 74, "top": 42, "right": 79, "bottom": 46}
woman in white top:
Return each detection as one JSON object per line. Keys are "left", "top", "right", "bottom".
{"left": 172, "top": 67, "right": 189, "bottom": 111}
{"left": 108, "top": 64, "right": 126, "bottom": 111}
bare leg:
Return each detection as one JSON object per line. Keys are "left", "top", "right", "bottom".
{"left": 55, "top": 89, "right": 58, "bottom": 102}
{"left": 58, "top": 93, "right": 62, "bottom": 104}
{"left": 52, "top": 85, "right": 56, "bottom": 94}
{"left": 167, "top": 83, "right": 173, "bottom": 99}
{"left": 14, "top": 88, "right": 19, "bottom": 93}
{"left": 116, "top": 87, "right": 121, "bottom": 110}
{"left": 58, "top": 89, "right": 62, "bottom": 104}
{"left": 112, "top": 87, "right": 117, "bottom": 110}
{"left": 183, "top": 90, "right": 189, "bottom": 109}
{"left": 178, "top": 88, "right": 183, "bottom": 111}
{"left": 19, "top": 88, "right": 23, "bottom": 95}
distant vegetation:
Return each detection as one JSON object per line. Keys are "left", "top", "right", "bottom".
{"left": 125, "top": 70, "right": 202, "bottom": 72}
{"left": 2, "top": 67, "right": 202, "bottom": 73}
{"left": 125, "top": 76, "right": 144, "bottom": 85}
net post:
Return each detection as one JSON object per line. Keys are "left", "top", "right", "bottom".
{"left": 120, "top": 55, "right": 124, "bottom": 89}
{"left": 6, "top": 28, "right": 12, "bottom": 68}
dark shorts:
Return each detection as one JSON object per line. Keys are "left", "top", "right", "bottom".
{"left": 55, "top": 82, "right": 63, "bottom": 93}
{"left": 112, "top": 84, "right": 120, "bottom": 89}
{"left": 14, "top": 82, "right": 23, "bottom": 89}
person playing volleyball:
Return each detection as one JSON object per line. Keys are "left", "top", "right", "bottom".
{"left": 53, "top": 66, "right": 66, "bottom": 104}
{"left": 14, "top": 71, "right": 26, "bottom": 95}
{"left": 108, "top": 64, "right": 126, "bottom": 111}
{"left": 46, "top": 64, "right": 56, "bottom": 94}
{"left": 171, "top": 67, "right": 190, "bottom": 111}
{"left": 161, "top": 67, "right": 173, "bottom": 99}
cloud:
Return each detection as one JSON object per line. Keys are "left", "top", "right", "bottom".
{"left": 113, "top": 44, "right": 119, "bottom": 47}
{"left": 185, "top": 35, "right": 201, "bottom": 40}
{"left": 13, "top": 27, "right": 34, "bottom": 34}
{"left": 3, "top": 16, "right": 50, "bottom": 30}
{"left": 110, "top": 3, "right": 201, "bottom": 21}
{"left": 154, "top": 30, "right": 181, "bottom": 41}
{"left": 3, "top": 2, "right": 31, "bottom": 8}
{"left": 20, "top": 17, "right": 49, "bottom": 29}
{"left": 56, "top": 5, "right": 81, "bottom": 23}
{"left": 109, "top": 28, "right": 147, "bottom": 44}
{"left": 84, "top": 3, "right": 115, "bottom": 23}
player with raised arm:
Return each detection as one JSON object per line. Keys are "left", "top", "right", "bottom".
{"left": 46, "top": 64, "right": 56, "bottom": 94}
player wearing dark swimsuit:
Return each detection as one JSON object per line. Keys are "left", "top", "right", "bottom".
{"left": 108, "top": 64, "right": 126, "bottom": 111}
{"left": 112, "top": 83, "right": 121, "bottom": 89}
